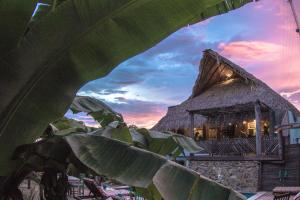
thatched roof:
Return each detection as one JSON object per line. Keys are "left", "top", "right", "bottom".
{"left": 153, "top": 49, "right": 300, "bottom": 131}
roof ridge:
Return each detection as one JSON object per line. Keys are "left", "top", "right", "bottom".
{"left": 189, "top": 49, "right": 299, "bottom": 113}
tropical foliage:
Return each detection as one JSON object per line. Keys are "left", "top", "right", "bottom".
{"left": 11, "top": 96, "right": 245, "bottom": 199}
{"left": 0, "top": 0, "right": 250, "bottom": 179}
{"left": 0, "top": 0, "right": 251, "bottom": 198}
{"left": 70, "top": 96, "right": 123, "bottom": 127}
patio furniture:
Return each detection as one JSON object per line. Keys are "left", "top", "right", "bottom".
{"left": 112, "top": 185, "right": 131, "bottom": 190}
{"left": 273, "top": 193, "right": 290, "bottom": 200}
{"left": 294, "top": 192, "right": 300, "bottom": 200}
{"left": 273, "top": 187, "right": 300, "bottom": 195}
{"left": 68, "top": 176, "right": 84, "bottom": 197}
{"left": 75, "top": 178, "right": 133, "bottom": 200}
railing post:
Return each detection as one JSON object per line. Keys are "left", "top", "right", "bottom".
{"left": 255, "top": 101, "right": 262, "bottom": 157}
{"left": 189, "top": 112, "right": 194, "bottom": 139}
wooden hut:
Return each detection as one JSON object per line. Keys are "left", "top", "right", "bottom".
{"left": 153, "top": 49, "right": 300, "bottom": 158}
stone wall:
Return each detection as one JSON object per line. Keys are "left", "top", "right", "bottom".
{"left": 188, "top": 161, "right": 259, "bottom": 192}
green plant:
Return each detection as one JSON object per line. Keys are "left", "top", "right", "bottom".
{"left": 0, "top": 0, "right": 251, "bottom": 198}
{"left": 14, "top": 121, "right": 245, "bottom": 200}
{"left": 8, "top": 97, "right": 244, "bottom": 199}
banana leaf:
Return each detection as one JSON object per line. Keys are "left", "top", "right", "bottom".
{"left": 70, "top": 96, "right": 123, "bottom": 127}
{"left": 135, "top": 129, "right": 203, "bottom": 155}
{"left": 13, "top": 133, "right": 245, "bottom": 199}
{"left": 28, "top": 3, "right": 52, "bottom": 29}
{"left": 96, "top": 122, "right": 202, "bottom": 155}
{"left": 44, "top": 117, "right": 94, "bottom": 137}
{"left": 51, "top": 117, "right": 86, "bottom": 131}
{"left": 172, "top": 133, "right": 204, "bottom": 153}
{"left": 38, "top": 0, "right": 66, "bottom": 7}
{"left": 65, "top": 133, "right": 245, "bottom": 200}
{"left": 135, "top": 183, "right": 162, "bottom": 200}
{"left": 12, "top": 120, "right": 245, "bottom": 200}
{"left": 0, "top": 0, "right": 251, "bottom": 176}
{"left": 144, "top": 130, "right": 180, "bottom": 156}
{"left": 129, "top": 128, "right": 148, "bottom": 148}
{"left": 101, "top": 122, "right": 133, "bottom": 144}
{"left": 0, "top": 0, "right": 37, "bottom": 54}
{"left": 51, "top": 118, "right": 201, "bottom": 156}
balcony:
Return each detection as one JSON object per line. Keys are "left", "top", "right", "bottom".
{"left": 189, "top": 136, "right": 280, "bottom": 161}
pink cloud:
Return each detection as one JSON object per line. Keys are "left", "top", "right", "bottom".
{"left": 280, "top": 90, "right": 300, "bottom": 110}
{"left": 123, "top": 108, "right": 166, "bottom": 129}
{"left": 217, "top": 38, "right": 300, "bottom": 111}
{"left": 218, "top": 41, "right": 283, "bottom": 63}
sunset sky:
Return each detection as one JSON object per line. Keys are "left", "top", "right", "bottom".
{"left": 66, "top": 0, "right": 300, "bottom": 128}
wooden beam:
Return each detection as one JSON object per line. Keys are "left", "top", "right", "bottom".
{"left": 275, "top": 122, "right": 300, "bottom": 132}
{"left": 278, "top": 130, "right": 284, "bottom": 160}
{"left": 255, "top": 101, "right": 262, "bottom": 157}
{"left": 189, "top": 113, "right": 195, "bottom": 138}
{"left": 203, "top": 123, "right": 210, "bottom": 141}
{"left": 199, "top": 61, "right": 222, "bottom": 92}
{"left": 269, "top": 110, "right": 275, "bottom": 139}
{"left": 198, "top": 57, "right": 216, "bottom": 87}
{"left": 205, "top": 64, "right": 227, "bottom": 91}
{"left": 192, "top": 57, "right": 214, "bottom": 97}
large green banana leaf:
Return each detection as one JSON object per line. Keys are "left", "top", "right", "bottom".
{"left": 14, "top": 133, "right": 245, "bottom": 200}
{"left": 0, "top": 0, "right": 37, "bottom": 54}
{"left": 0, "top": 0, "right": 251, "bottom": 177}
{"left": 133, "top": 128, "right": 203, "bottom": 155}
{"left": 70, "top": 96, "right": 123, "bottom": 127}
{"left": 66, "top": 134, "right": 246, "bottom": 200}
{"left": 129, "top": 128, "right": 148, "bottom": 148}
{"left": 38, "top": 0, "right": 66, "bottom": 7}
{"left": 47, "top": 117, "right": 95, "bottom": 136}
{"left": 68, "top": 96, "right": 203, "bottom": 154}
{"left": 101, "top": 122, "right": 133, "bottom": 144}
{"left": 50, "top": 117, "right": 202, "bottom": 156}
{"left": 28, "top": 3, "right": 52, "bottom": 29}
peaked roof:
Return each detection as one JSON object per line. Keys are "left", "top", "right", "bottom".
{"left": 153, "top": 49, "right": 300, "bottom": 130}
{"left": 191, "top": 49, "right": 258, "bottom": 98}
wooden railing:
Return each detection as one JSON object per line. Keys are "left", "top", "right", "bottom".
{"left": 197, "top": 136, "right": 279, "bottom": 156}
{"left": 192, "top": 123, "right": 300, "bottom": 159}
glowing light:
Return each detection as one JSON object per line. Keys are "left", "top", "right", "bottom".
{"left": 225, "top": 72, "right": 233, "bottom": 78}
{"left": 35, "top": 138, "right": 43, "bottom": 142}
{"left": 243, "top": 121, "right": 247, "bottom": 125}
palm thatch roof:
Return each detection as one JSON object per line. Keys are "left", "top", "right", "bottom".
{"left": 153, "top": 49, "right": 299, "bottom": 131}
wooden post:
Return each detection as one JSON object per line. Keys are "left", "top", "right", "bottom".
{"left": 269, "top": 110, "right": 275, "bottom": 139}
{"left": 203, "top": 124, "right": 207, "bottom": 140}
{"left": 278, "top": 130, "right": 284, "bottom": 160}
{"left": 258, "top": 161, "right": 262, "bottom": 191}
{"left": 217, "top": 127, "right": 221, "bottom": 140}
{"left": 206, "top": 123, "right": 210, "bottom": 139}
{"left": 189, "top": 112, "right": 195, "bottom": 138}
{"left": 255, "top": 101, "right": 262, "bottom": 157}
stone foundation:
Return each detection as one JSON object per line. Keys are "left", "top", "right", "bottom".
{"left": 188, "top": 161, "right": 259, "bottom": 192}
